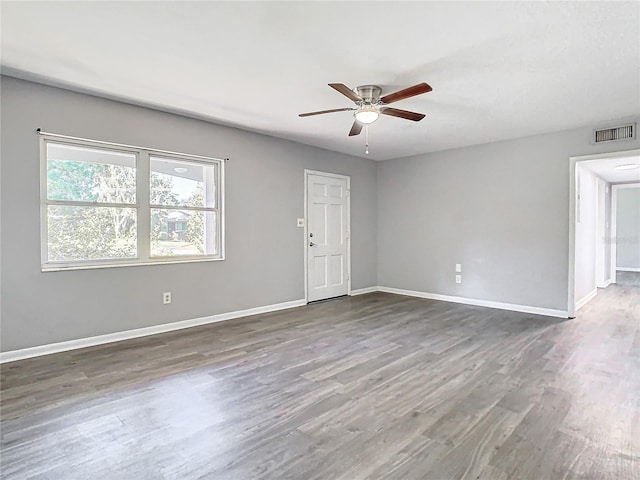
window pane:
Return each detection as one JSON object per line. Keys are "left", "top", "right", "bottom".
{"left": 47, "top": 205, "right": 137, "bottom": 262}
{"left": 150, "top": 157, "right": 216, "bottom": 208}
{"left": 47, "top": 143, "right": 136, "bottom": 204}
{"left": 151, "top": 209, "right": 217, "bottom": 257}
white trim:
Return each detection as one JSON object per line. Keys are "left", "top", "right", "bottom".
{"left": 40, "top": 135, "right": 48, "bottom": 266}
{"left": 568, "top": 156, "right": 578, "bottom": 317}
{"left": 303, "top": 171, "right": 308, "bottom": 302}
{"left": 219, "top": 156, "right": 226, "bottom": 261}
{"left": 0, "top": 299, "right": 305, "bottom": 364}
{"left": 612, "top": 183, "right": 640, "bottom": 283}
{"left": 617, "top": 267, "right": 640, "bottom": 272}
{"left": 41, "top": 256, "right": 225, "bottom": 272}
{"left": 37, "top": 129, "right": 227, "bottom": 163}
{"left": 597, "top": 277, "right": 613, "bottom": 289}
{"left": 568, "top": 149, "right": 640, "bottom": 163}
{"left": 350, "top": 286, "right": 380, "bottom": 296}
{"left": 353, "top": 285, "right": 569, "bottom": 317}
{"left": 595, "top": 178, "right": 606, "bottom": 289}
{"left": 1, "top": 285, "right": 574, "bottom": 363}
{"left": 600, "top": 279, "right": 613, "bottom": 288}
{"left": 377, "top": 287, "right": 569, "bottom": 318}
{"left": 612, "top": 184, "right": 618, "bottom": 284}
{"left": 575, "top": 288, "right": 598, "bottom": 311}
{"left": 568, "top": 149, "right": 640, "bottom": 317}
{"left": 303, "top": 169, "right": 351, "bottom": 302}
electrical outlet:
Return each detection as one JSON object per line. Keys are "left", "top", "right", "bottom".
{"left": 455, "top": 263, "right": 462, "bottom": 272}
{"left": 163, "top": 292, "right": 172, "bottom": 304}
{"left": 455, "top": 275, "right": 462, "bottom": 284}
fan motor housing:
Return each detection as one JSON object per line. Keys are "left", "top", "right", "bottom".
{"left": 355, "top": 85, "right": 382, "bottom": 104}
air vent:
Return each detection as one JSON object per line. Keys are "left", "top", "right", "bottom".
{"left": 594, "top": 124, "right": 635, "bottom": 143}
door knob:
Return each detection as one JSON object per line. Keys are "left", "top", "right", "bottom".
{"left": 309, "top": 242, "right": 317, "bottom": 247}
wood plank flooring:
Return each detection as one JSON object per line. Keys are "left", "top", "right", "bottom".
{"left": 1, "top": 277, "right": 639, "bottom": 479}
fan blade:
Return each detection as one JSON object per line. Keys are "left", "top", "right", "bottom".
{"left": 299, "top": 108, "right": 354, "bottom": 117}
{"left": 348, "top": 121, "right": 363, "bottom": 136}
{"left": 329, "top": 83, "right": 362, "bottom": 103}
{"left": 380, "top": 82, "right": 432, "bottom": 104}
{"left": 380, "top": 107, "right": 426, "bottom": 122}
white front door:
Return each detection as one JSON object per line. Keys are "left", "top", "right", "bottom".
{"left": 306, "top": 172, "right": 349, "bottom": 302}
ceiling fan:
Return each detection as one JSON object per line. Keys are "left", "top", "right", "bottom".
{"left": 299, "top": 82, "right": 432, "bottom": 136}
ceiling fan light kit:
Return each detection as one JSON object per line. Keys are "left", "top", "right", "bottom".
{"left": 299, "top": 82, "right": 432, "bottom": 154}
{"left": 354, "top": 106, "right": 379, "bottom": 124}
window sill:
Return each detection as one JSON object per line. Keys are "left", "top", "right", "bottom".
{"left": 41, "top": 256, "right": 225, "bottom": 272}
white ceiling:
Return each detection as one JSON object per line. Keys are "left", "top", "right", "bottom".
{"left": 582, "top": 156, "right": 640, "bottom": 183}
{"left": 1, "top": 1, "right": 639, "bottom": 161}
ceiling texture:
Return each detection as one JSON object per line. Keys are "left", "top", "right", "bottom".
{"left": 1, "top": 1, "right": 639, "bottom": 161}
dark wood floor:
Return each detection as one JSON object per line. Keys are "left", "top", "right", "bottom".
{"left": 1, "top": 276, "right": 639, "bottom": 479}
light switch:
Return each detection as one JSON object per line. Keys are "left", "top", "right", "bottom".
{"left": 455, "top": 264, "right": 462, "bottom": 272}
{"left": 297, "top": 218, "right": 305, "bottom": 227}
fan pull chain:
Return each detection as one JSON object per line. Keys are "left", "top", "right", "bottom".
{"left": 365, "top": 125, "right": 369, "bottom": 155}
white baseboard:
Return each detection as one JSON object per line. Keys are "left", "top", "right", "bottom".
{"left": 350, "top": 286, "right": 381, "bottom": 296}
{"left": 0, "top": 299, "right": 306, "bottom": 364}
{"left": 1, "top": 284, "right": 572, "bottom": 363}
{"left": 575, "top": 289, "right": 598, "bottom": 311}
{"left": 597, "top": 278, "right": 613, "bottom": 289}
{"left": 617, "top": 267, "right": 640, "bottom": 272}
{"left": 377, "top": 286, "right": 569, "bottom": 318}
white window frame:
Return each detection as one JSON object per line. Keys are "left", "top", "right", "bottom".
{"left": 40, "top": 133, "right": 225, "bottom": 271}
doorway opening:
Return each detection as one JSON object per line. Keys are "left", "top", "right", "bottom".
{"left": 568, "top": 149, "right": 640, "bottom": 316}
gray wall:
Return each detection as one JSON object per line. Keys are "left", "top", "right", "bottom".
{"left": 0, "top": 76, "right": 378, "bottom": 351}
{"left": 3, "top": 74, "right": 639, "bottom": 352}
{"left": 616, "top": 186, "right": 640, "bottom": 269}
{"left": 378, "top": 125, "right": 640, "bottom": 311}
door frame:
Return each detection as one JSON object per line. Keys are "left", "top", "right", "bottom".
{"left": 567, "top": 148, "right": 640, "bottom": 317}
{"left": 611, "top": 183, "right": 640, "bottom": 282}
{"left": 594, "top": 177, "right": 606, "bottom": 288}
{"left": 303, "top": 169, "right": 351, "bottom": 303}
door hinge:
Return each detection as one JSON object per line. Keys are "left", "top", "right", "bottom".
{"left": 346, "top": 273, "right": 350, "bottom": 280}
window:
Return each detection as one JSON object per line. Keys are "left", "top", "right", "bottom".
{"left": 149, "top": 156, "right": 219, "bottom": 257}
{"left": 41, "top": 135, "right": 224, "bottom": 270}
